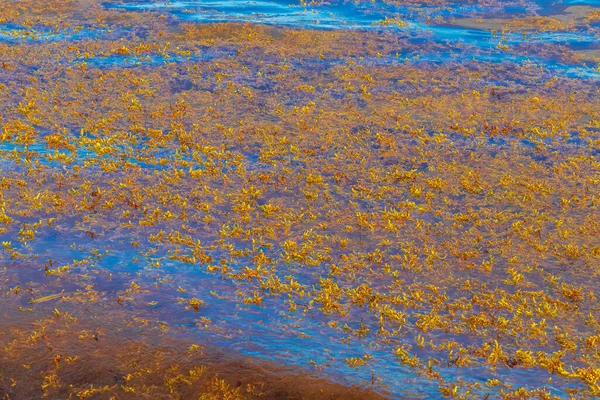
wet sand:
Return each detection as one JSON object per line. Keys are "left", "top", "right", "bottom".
{"left": 0, "top": 304, "right": 390, "bottom": 399}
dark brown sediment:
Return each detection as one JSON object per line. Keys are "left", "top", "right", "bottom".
{"left": 0, "top": 304, "right": 390, "bottom": 400}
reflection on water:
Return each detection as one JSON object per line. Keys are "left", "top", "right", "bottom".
{"left": 1, "top": 0, "right": 600, "bottom": 398}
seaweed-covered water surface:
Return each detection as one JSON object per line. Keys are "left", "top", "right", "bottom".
{"left": 1, "top": 0, "right": 600, "bottom": 399}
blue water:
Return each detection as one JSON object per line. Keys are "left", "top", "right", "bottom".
{"left": 1, "top": 1, "right": 599, "bottom": 398}
{"left": 2, "top": 0, "right": 598, "bottom": 79}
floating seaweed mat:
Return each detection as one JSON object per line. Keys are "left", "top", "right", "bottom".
{"left": 0, "top": 0, "right": 600, "bottom": 399}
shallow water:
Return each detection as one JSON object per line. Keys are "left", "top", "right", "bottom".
{"left": 1, "top": 0, "right": 600, "bottom": 399}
